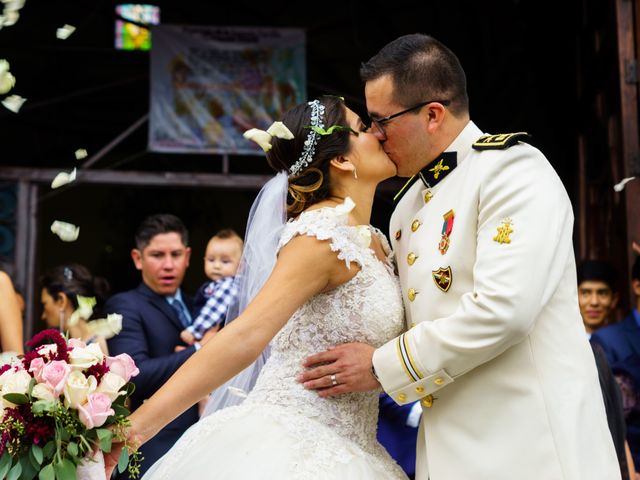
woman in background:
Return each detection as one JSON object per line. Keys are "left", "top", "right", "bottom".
{"left": 40, "top": 263, "right": 112, "bottom": 355}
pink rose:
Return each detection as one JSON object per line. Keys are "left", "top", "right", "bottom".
{"left": 106, "top": 354, "right": 139, "bottom": 382}
{"left": 41, "top": 360, "right": 71, "bottom": 397}
{"left": 28, "top": 357, "right": 46, "bottom": 383}
{"left": 77, "top": 393, "right": 114, "bottom": 429}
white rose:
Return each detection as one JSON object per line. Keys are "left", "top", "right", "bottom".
{"left": 1, "top": 369, "right": 31, "bottom": 407}
{"left": 96, "top": 372, "right": 126, "bottom": 402}
{"left": 32, "top": 383, "right": 56, "bottom": 402}
{"left": 63, "top": 371, "right": 97, "bottom": 408}
{"left": 68, "top": 343, "right": 103, "bottom": 370}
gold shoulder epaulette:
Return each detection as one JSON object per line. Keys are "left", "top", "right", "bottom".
{"left": 472, "top": 132, "right": 531, "bottom": 150}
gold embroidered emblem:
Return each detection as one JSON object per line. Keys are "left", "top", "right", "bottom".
{"left": 432, "top": 266, "right": 452, "bottom": 292}
{"left": 493, "top": 218, "right": 513, "bottom": 244}
{"left": 429, "top": 159, "right": 450, "bottom": 179}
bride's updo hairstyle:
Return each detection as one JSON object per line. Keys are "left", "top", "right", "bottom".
{"left": 266, "top": 96, "right": 352, "bottom": 217}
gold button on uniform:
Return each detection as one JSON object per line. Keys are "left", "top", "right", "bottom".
{"left": 410, "top": 322, "right": 416, "bottom": 328}
{"left": 415, "top": 386, "right": 425, "bottom": 394}
{"left": 421, "top": 395, "right": 434, "bottom": 408}
{"left": 424, "top": 191, "right": 433, "bottom": 203}
{"left": 434, "top": 377, "right": 445, "bottom": 386}
{"left": 408, "top": 288, "right": 417, "bottom": 302}
{"left": 411, "top": 220, "right": 421, "bottom": 232}
{"left": 397, "top": 393, "right": 407, "bottom": 402}
{"left": 407, "top": 252, "right": 417, "bottom": 265}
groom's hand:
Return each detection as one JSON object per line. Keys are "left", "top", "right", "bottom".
{"left": 298, "top": 342, "right": 380, "bottom": 397}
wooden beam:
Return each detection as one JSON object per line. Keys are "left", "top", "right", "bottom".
{"left": 0, "top": 167, "right": 274, "bottom": 189}
{"left": 615, "top": 0, "right": 640, "bottom": 302}
{"left": 0, "top": 166, "right": 402, "bottom": 192}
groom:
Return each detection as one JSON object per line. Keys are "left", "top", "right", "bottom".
{"left": 298, "top": 34, "right": 620, "bottom": 479}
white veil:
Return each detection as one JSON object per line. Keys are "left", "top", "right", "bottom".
{"left": 201, "top": 170, "right": 288, "bottom": 417}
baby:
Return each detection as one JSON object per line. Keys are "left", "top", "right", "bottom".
{"left": 180, "top": 228, "right": 243, "bottom": 345}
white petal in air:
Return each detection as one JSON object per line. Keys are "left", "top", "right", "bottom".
{"left": 0, "top": 70, "right": 14, "bottom": 94}
{"left": 355, "top": 225, "right": 372, "bottom": 248}
{"left": 266, "top": 121, "right": 294, "bottom": 140}
{"left": 68, "top": 295, "right": 96, "bottom": 327}
{"left": 3, "top": 0, "right": 27, "bottom": 11}
{"left": 50, "top": 220, "right": 80, "bottom": 242}
{"left": 334, "top": 196, "right": 356, "bottom": 218}
{"left": 243, "top": 128, "right": 273, "bottom": 152}
{"left": 0, "top": 59, "right": 9, "bottom": 76}
{"left": 56, "top": 24, "right": 76, "bottom": 40}
{"left": 74, "top": 148, "right": 88, "bottom": 160}
{"left": 2, "top": 10, "right": 18, "bottom": 26}
{"left": 613, "top": 176, "right": 637, "bottom": 192}
{"left": 86, "top": 313, "right": 123, "bottom": 339}
{"left": 1, "top": 94, "right": 26, "bottom": 113}
{"left": 51, "top": 168, "right": 77, "bottom": 189}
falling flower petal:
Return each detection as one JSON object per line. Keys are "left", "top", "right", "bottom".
{"left": 613, "top": 176, "right": 637, "bottom": 192}
{"left": 3, "top": 0, "right": 26, "bottom": 10}
{"left": 0, "top": 69, "right": 14, "bottom": 94}
{"left": 1, "top": 94, "right": 25, "bottom": 113}
{"left": 74, "top": 148, "right": 88, "bottom": 160}
{"left": 50, "top": 220, "right": 80, "bottom": 242}
{"left": 56, "top": 24, "right": 76, "bottom": 40}
{"left": 51, "top": 168, "right": 77, "bottom": 189}
{"left": 2, "top": 10, "right": 18, "bottom": 26}
{"left": 86, "top": 313, "right": 123, "bottom": 339}
{"left": 355, "top": 225, "right": 372, "bottom": 248}
{"left": 0, "top": 59, "right": 9, "bottom": 76}
{"left": 68, "top": 295, "right": 96, "bottom": 327}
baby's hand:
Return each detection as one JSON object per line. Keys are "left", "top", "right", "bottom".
{"left": 180, "top": 329, "right": 196, "bottom": 345}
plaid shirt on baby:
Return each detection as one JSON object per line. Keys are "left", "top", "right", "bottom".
{"left": 186, "top": 276, "right": 239, "bottom": 340}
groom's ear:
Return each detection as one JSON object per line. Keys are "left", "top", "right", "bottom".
{"left": 329, "top": 156, "right": 356, "bottom": 173}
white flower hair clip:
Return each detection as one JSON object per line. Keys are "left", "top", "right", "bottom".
{"left": 243, "top": 121, "right": 294, "bottom": 152}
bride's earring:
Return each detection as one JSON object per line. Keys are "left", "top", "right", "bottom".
{"left": 353, "top": 167, "right": 358, "bottom": 180}
{"left": 59, "top": 309, "right": 65, "bottom": 333}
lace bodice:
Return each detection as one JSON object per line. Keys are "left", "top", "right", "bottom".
{"left": 147, "top": 199, "right": 408, "bottom": 480}
{"left": 244, "top": 198, "right": 405, "bottom": 453}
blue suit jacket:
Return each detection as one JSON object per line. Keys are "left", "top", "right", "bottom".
{"left": 591, "top": 312, "right": 640, "bottom": 468}
{"left": 106, "top": 283, "right": 199, "bottom": 479}
{"left": 377, "top": 393, "right": 418, "bottom": 478}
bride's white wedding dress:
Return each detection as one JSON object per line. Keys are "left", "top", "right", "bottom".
{"left": 144, "top": 200, "right": 408, "bottom": 479}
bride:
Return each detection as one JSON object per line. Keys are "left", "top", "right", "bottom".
{"left": 106, "top": 95, "right": 409, "bottom": 479}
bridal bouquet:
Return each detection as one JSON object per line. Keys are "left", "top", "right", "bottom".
{"left": 0, "top": 329, "right": 142, "bottom": 480}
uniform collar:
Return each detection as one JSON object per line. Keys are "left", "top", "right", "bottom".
{"left": 444, "top": 120, "right": 483, "bottom": 165}
{"left": 394, "top": 121, "right": 483, "bottom": 203}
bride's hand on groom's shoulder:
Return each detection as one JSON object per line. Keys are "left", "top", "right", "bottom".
{"left": 297, "top": 343, "right": 380, "bottom": 397}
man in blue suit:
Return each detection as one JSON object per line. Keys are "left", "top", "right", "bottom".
{"left": 106, "top": 214, "right": 200, "bottom": 479}
{"left": 591, "top": 255, "right": 640, "bottom": 469}
{"left": 377, "top": 392, "right": 420, "bottom": 479}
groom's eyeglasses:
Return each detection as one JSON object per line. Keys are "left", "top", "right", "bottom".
{"left": 368, "top": 99, "right": 450, "bottom": 139}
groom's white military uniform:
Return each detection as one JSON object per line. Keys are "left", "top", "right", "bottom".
{"left": 372, "top": 121, "right": 620, "bottom": 479}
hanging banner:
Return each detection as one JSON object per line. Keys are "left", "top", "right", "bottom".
{"left": 149, "top": 25, "right": 306, "bottom": 154}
